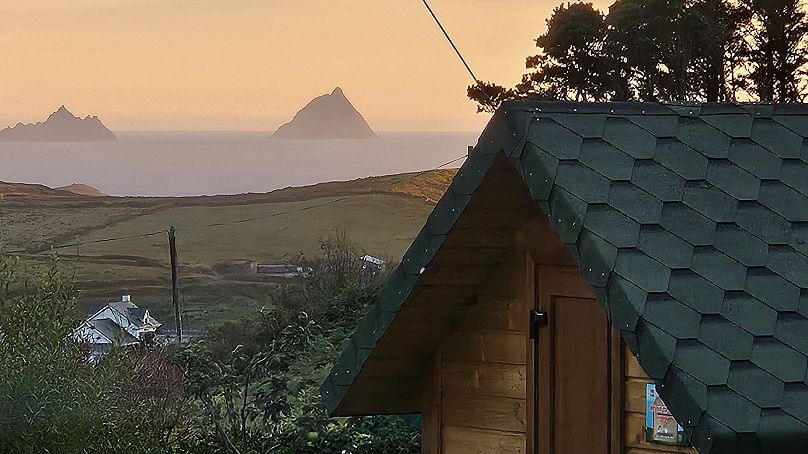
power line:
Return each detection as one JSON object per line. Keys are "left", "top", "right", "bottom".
{"left": 204, "top": 153, "right": 468, "bottom": 228}
{"left": 205, "top": 196, "right": 352, "bottom": 227}
{"left": 421, "top": 0, "right": 480, "bottom": 85}
{"left": 3, "top": 229, "right": 168, "bottom": 255}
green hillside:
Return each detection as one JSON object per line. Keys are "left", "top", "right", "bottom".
{"left": 0, "top": 170, "right": 455, "bottom": 328}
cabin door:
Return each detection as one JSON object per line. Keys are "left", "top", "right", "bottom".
{"left": 531, "top": 266, "right": 621, "bottom": 454}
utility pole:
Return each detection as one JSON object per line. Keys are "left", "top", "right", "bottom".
{"left": 168, "top": 226, "right": 182, "bottom": 344}
{"left": 0, "top": 194, "right": 4, "bottom": 254}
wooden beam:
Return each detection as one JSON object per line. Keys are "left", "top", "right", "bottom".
{"left": 422, "top": 352, "right": 442, "bottom": 454}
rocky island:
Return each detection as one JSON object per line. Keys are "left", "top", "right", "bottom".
{"left": 271, "top": 87, "right": 377, "bottom": 140}
{"left": 0, "top": 106, "right": 117, "bottom": 142}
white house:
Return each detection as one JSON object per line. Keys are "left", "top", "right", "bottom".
{"left": 74, "top": 295, "right": 162, "bottom": 361}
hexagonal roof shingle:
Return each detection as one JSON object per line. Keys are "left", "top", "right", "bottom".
{"left": 323, "top": 101, "right": 808, "bottom": 453}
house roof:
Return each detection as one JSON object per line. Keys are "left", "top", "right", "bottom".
{"left": 87, "top": 304, "right": 104, "bottom": 317}
{"left": 88, "top": 319, "right": 139, "bottom": 345}
{"left": 106, "top": 301, "right": 161, "bottom": 329}
{"left": 322, "top": 101, "right": 808, "bottom": 453}
{"left": 128, "top": 307, "right": 147, "bottom": 323}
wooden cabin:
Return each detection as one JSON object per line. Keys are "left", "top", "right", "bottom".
{"left": 322, "top": 102, "right": 808, "bottom": 454}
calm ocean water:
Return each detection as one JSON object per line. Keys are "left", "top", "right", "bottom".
{"left": 0, "top": 131, "right": 477, "bottom": 197}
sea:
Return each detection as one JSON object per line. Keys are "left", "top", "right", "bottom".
{"left": 0, "top": 131, "right": 478, "bottom": 197}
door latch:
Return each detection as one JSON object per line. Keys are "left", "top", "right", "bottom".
{"left": 530, "top": 310, "right": 549, "bottom": 339}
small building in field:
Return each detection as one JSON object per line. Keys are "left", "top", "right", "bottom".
{"left": 75, "top": 294, "right": 162, "bottom": 360}
{"left": 323, "top": 102, "right": 808, "bottom": 454}
{"left": 256, "top": 263, "right": 313, "bottom": 278}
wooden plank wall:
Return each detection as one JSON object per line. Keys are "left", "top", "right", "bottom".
{"left": 624, "top": 347, "right": 697, "bottom": 454}
{"left": 435, "top": 249, "right": 529, "bottom": 454}
{"left": 420, "top": 234, "right": 698, "bottom": 454}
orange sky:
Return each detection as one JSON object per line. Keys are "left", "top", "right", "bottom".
{"left": 0, "top": 0, "right": 613, "bottom": 132}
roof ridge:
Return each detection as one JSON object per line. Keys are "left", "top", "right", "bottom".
{"left": 502, "top": 100, "right": 808, "bottom": 117}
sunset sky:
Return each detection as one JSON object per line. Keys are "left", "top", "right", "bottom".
{"left": 0, "top": 0, "right": 612, "bottom": 132}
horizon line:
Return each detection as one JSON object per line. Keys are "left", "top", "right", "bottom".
{"left": 111, "top": 129, "right": 481, "bottom": 134}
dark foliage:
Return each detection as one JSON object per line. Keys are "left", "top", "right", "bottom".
{"left": 740, "top": 0, "right": 808, "bottom": 101}
{"left": 0, "top": 232, "right": 419, "bottom": 453}
{"left": 469, "top": 0, "right": 808, "bottom": 111}
{"left": 167, "top": 232, "right": 420, "bottom": 453}
{"left": 0, "top": 257, "right": 196, "bottom": 452}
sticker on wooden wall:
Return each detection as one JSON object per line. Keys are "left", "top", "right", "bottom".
{"left": 645, "top": 384, "right": 687, "bottom": 446}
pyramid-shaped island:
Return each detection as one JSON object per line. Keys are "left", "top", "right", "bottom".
{"left": 271, "top": 87, "right": 377, "bottom": 140}
{"left": 0, "top": 106, "right": 117, "bottom": 142}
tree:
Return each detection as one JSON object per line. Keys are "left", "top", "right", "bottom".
{"left": 741, "top": 0, "right": 808, "bottom": 101}
{"left": 0, "top": 257, "right": 198, "bottom": 452}
{"left": 0, "top": 257, "right": 102, "bottom": 452}
{"left": 519, "top": 3, "right": 617, "bottom": 101}
{"left": 468, "top": 2, "right": 617, "bottom": 111}
{"left": 687, "top": 0, "right": 748, "bottom": 101}
{"left": 467, "top": 0, "right": 807, "bottom": 110}
{"left": 467, "top": 82, "right": 515, "bottom": 113}
{"left": 606, "top": 0, "right": 684, "bottom": 100}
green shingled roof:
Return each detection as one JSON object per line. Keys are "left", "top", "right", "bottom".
{"left": 322, "top": 101, "right": 808, "bottom": 453}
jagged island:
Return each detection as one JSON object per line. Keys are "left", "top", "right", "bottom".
{"left": 271, "top": 87, "right": 377, "bottom": 140}
{"left": 0, "top": 106, "right": 117, "bottom": 142}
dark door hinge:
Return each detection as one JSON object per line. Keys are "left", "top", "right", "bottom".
{"left": 530, "top": 310, "right": 549, "bottom": 339}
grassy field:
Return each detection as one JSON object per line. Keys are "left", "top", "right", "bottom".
{"left": 1, "top": 170, "right": 454, "bottom": 328}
